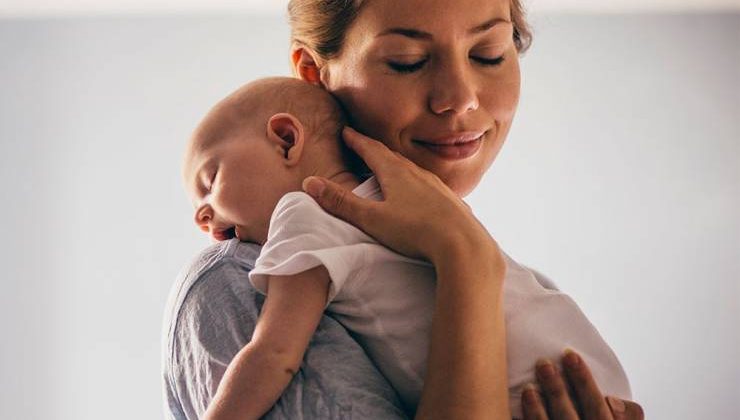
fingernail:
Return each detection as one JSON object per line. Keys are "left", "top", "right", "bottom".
{"left": 563, "top": 348, "right": 581, "bottom": 369}
{"left": 302, "top": 177, "right": 325, "bottom": 198}
{"left": 536, "top": 359, "right": 555, "bottom": 378}
{"left": 523, "top": 383, "right": 539, "bottom": 405}
{"left": 607, "top": 396, "right": 626, "bottom": 414}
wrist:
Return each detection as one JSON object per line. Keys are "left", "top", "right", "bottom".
{"left": 428, "top": 222, "right": 500, "bottom": 266}
{"left": 429, "top": 228, "right": 505, "bottom": 285}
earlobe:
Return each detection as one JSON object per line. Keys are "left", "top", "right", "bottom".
{"left": 266, "top": 113, "right": 305, "bottom": 166}
{"left": 291, "top": 47, "right": 323, "bottom": 86}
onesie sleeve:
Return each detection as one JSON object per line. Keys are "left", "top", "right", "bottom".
{"left": 249, "top": 192, "right": 373, "bottom": 307}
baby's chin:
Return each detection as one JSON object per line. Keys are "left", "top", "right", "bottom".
{"left": 235, "top": 225, "right": 268, "bottom": 246}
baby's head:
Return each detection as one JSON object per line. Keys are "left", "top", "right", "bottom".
{"left": 183, "top": 77, "right": 351, "bottom": 244}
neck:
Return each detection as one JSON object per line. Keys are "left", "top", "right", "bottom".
{"left": 303, "top": 139, "right": 362, "bottom": 191}
{"left": 324, "top": 167, "right": 362, "bottom": 191}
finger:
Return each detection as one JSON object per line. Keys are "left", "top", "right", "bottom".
{"left": 522, "top": 384, "right": 549, "bottom": 420}
{"left": 561, "top": 349, "right": 612, "bottom": 419}
{"left": 341, "top": 127, "right": 402, "bottom": 181}
{"left": 536, "top": 359, "right": 579, "bottom": 420}
{"left": 623, "top": 400, "right": 644, "bottom": 420}
{"left": 302, "top": 176, "right": 375, "bottom": 230}
{"left": 606, "top": 397, "right": 644, "bottom": 420}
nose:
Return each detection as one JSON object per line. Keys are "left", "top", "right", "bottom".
{"left": 428, "top": 60, "right": 479, "bottom": 115}
{"left": 194, "top": 204, "right": 214, "bottom": 233}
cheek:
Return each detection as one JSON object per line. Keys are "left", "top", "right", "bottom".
{"left": 328, "top": 62, "right": 419, "bottom": 149}
{"left": 213, "top": 184, "right": 238, "bottom": 213}
{"left": 482, "top": 64, "right": 521, "bottom": 123}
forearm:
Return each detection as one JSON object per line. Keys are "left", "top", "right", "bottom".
{"left": 415, "top": 233, "right": 510, "bottom": 420}
{"left": 205, "top": 343, "right": 297, "bottom": 420}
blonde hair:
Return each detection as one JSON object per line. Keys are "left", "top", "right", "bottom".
{"left": 288, "top": 0, "right": 533, "bottom": 62}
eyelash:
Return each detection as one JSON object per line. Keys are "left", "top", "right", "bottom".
{"left": 387, "top": 55, "right": 505, "bottom": 74}
{"left": 205, "top": 171, "right": 217, "bottom": 193}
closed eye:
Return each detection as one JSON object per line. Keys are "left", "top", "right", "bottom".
{"left": 205, "top": 169, "right": 218, "bottom": 192}
{"left": 472, "top": 55, "right": 505, "bottom": 66}
{"left": 387, "top": 58, "right": 428, "bottom": 73}
{"left": 388, "top": 54, "right": 505, "bottom": 74}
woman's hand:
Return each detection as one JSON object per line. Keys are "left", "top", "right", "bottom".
{"left": 305, "top": 127, "right": 511, "bottom": 418}
{"left": 302, "top": 126, "right": 496, "bottom": 264}
{"left": 522, "top": 350, "right": 644, "bottom": 420}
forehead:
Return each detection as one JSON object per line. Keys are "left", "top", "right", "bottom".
{"left": 356, "top": 0, "right": 510, "bottom": 35}
{"left": 184, "top": 102, "right": 256, "bottom": 170}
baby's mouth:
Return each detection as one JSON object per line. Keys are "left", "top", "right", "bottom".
{"left": 213, "top": 226, "right": 236, "bottom": 241}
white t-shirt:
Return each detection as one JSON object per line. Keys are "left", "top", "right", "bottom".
{"left": 250, "top": 177, "right": 632, "bottom": 418}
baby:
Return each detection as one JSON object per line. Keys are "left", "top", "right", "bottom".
{"left": 182, "top": 77, "right": 632, "bottom": 419}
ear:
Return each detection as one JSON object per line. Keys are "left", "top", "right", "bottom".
{"left": 266, "top": 113, "right": 305, "bottom": 167}
{"left": 291, "top": 46, "right": 324, "bottom": 86}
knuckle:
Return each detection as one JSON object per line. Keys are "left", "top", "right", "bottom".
{"left": 570, "top": 368, "right": 590, "bottom": 387}
{"left": 396, "top": 152, "right": 414, "bottom": 167}
{"left": 353, "top": 204, "right": 370, "bottom": 226}
{"left": 329, "top": 189, "right": 347, "bottom": 213}
{"left": 545, "top": 385, "right": 567, "bottom": 400}
{"left": 586, "top": 403, "right": 612, "bottom": 419}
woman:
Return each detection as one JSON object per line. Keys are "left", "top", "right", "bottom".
{"left": 162, "top": 0, "right": 644, "bottom": 418}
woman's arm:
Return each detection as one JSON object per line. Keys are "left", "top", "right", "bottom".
{"left": 303, "top": 127, "right": 511, "bottom": 419}
{"left": 417, "top": 233, "right": 509, "bottom": 419}
{"left": 204, "top": 266, "right": 331, "bottom": 420}
{"left": 304, "top": 127, "right": 645, "bottom": 420}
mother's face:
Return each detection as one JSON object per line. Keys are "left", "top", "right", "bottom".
{"left": 321, "top": 0, "right": 521, "bottom": 197}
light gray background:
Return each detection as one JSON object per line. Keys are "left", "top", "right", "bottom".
{"left": 0, "top": 12, "right": 738, "bottom": 420}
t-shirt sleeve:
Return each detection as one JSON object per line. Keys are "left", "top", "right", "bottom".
{"left": 249, "top": 192, "right": 372, "bottom": 307}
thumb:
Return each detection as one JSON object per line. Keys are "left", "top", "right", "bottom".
{"left": 302, "top": 176, "right": 371, "bottom": 228}
{"left": 606, "top": 396, "right": 644, "bottom": 420}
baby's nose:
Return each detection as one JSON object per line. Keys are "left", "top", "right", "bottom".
{"left": 194, "top": 205, "right": 214, "bottom": 232}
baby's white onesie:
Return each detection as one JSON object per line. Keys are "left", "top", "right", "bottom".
{"left": 249, "top": 177, "right": 631, "bottom": 418}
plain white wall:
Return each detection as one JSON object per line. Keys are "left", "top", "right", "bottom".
{"left": 0, "top": 12, "right": 737, "bottom": 420}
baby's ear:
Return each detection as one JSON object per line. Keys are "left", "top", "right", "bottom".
{"left": 266, "top": 113, "right": 305, "bottom": 166}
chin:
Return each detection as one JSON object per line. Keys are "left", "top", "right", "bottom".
{"left": 445, "top": 174, "right": 480, "bottom": 198}
{"left": 418, "top": 163, "right": 475, "bottom": 197}
{"left": 404, "top": 139, "right": 497, "bottom": 198}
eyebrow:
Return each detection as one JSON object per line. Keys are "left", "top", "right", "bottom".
{"left": 376, "top": 17, "right": 510, "bottom": 40}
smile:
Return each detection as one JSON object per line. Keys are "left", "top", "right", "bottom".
{"left": 413, "top": 131, "right": 485, "bottom": 161}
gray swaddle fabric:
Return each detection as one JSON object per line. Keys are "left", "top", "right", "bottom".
{"left": 162, "top": 239, "right": 407, "bottom": 419}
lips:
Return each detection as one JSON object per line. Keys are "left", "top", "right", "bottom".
{"left": 212, "top": 226, "right": 236, "bottom": 241}
{"left": 413, "top": 131, "right": 486, "bottom": 160}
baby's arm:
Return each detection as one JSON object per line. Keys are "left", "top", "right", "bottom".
{"left": 204, "top": 265, "right": 331, "bottom": 420}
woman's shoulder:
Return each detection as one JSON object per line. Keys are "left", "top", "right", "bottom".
{"left": 166, "top": 239, "right": 260, "bottom": 309}
{"left": 501, "top": 249, "right": 560, "bottom": 291}
{"left": 162, "top": 240, "right": 266, "bottom": 418}
{"left": 162, "top": 239, "right": 263, "bottom": 357}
